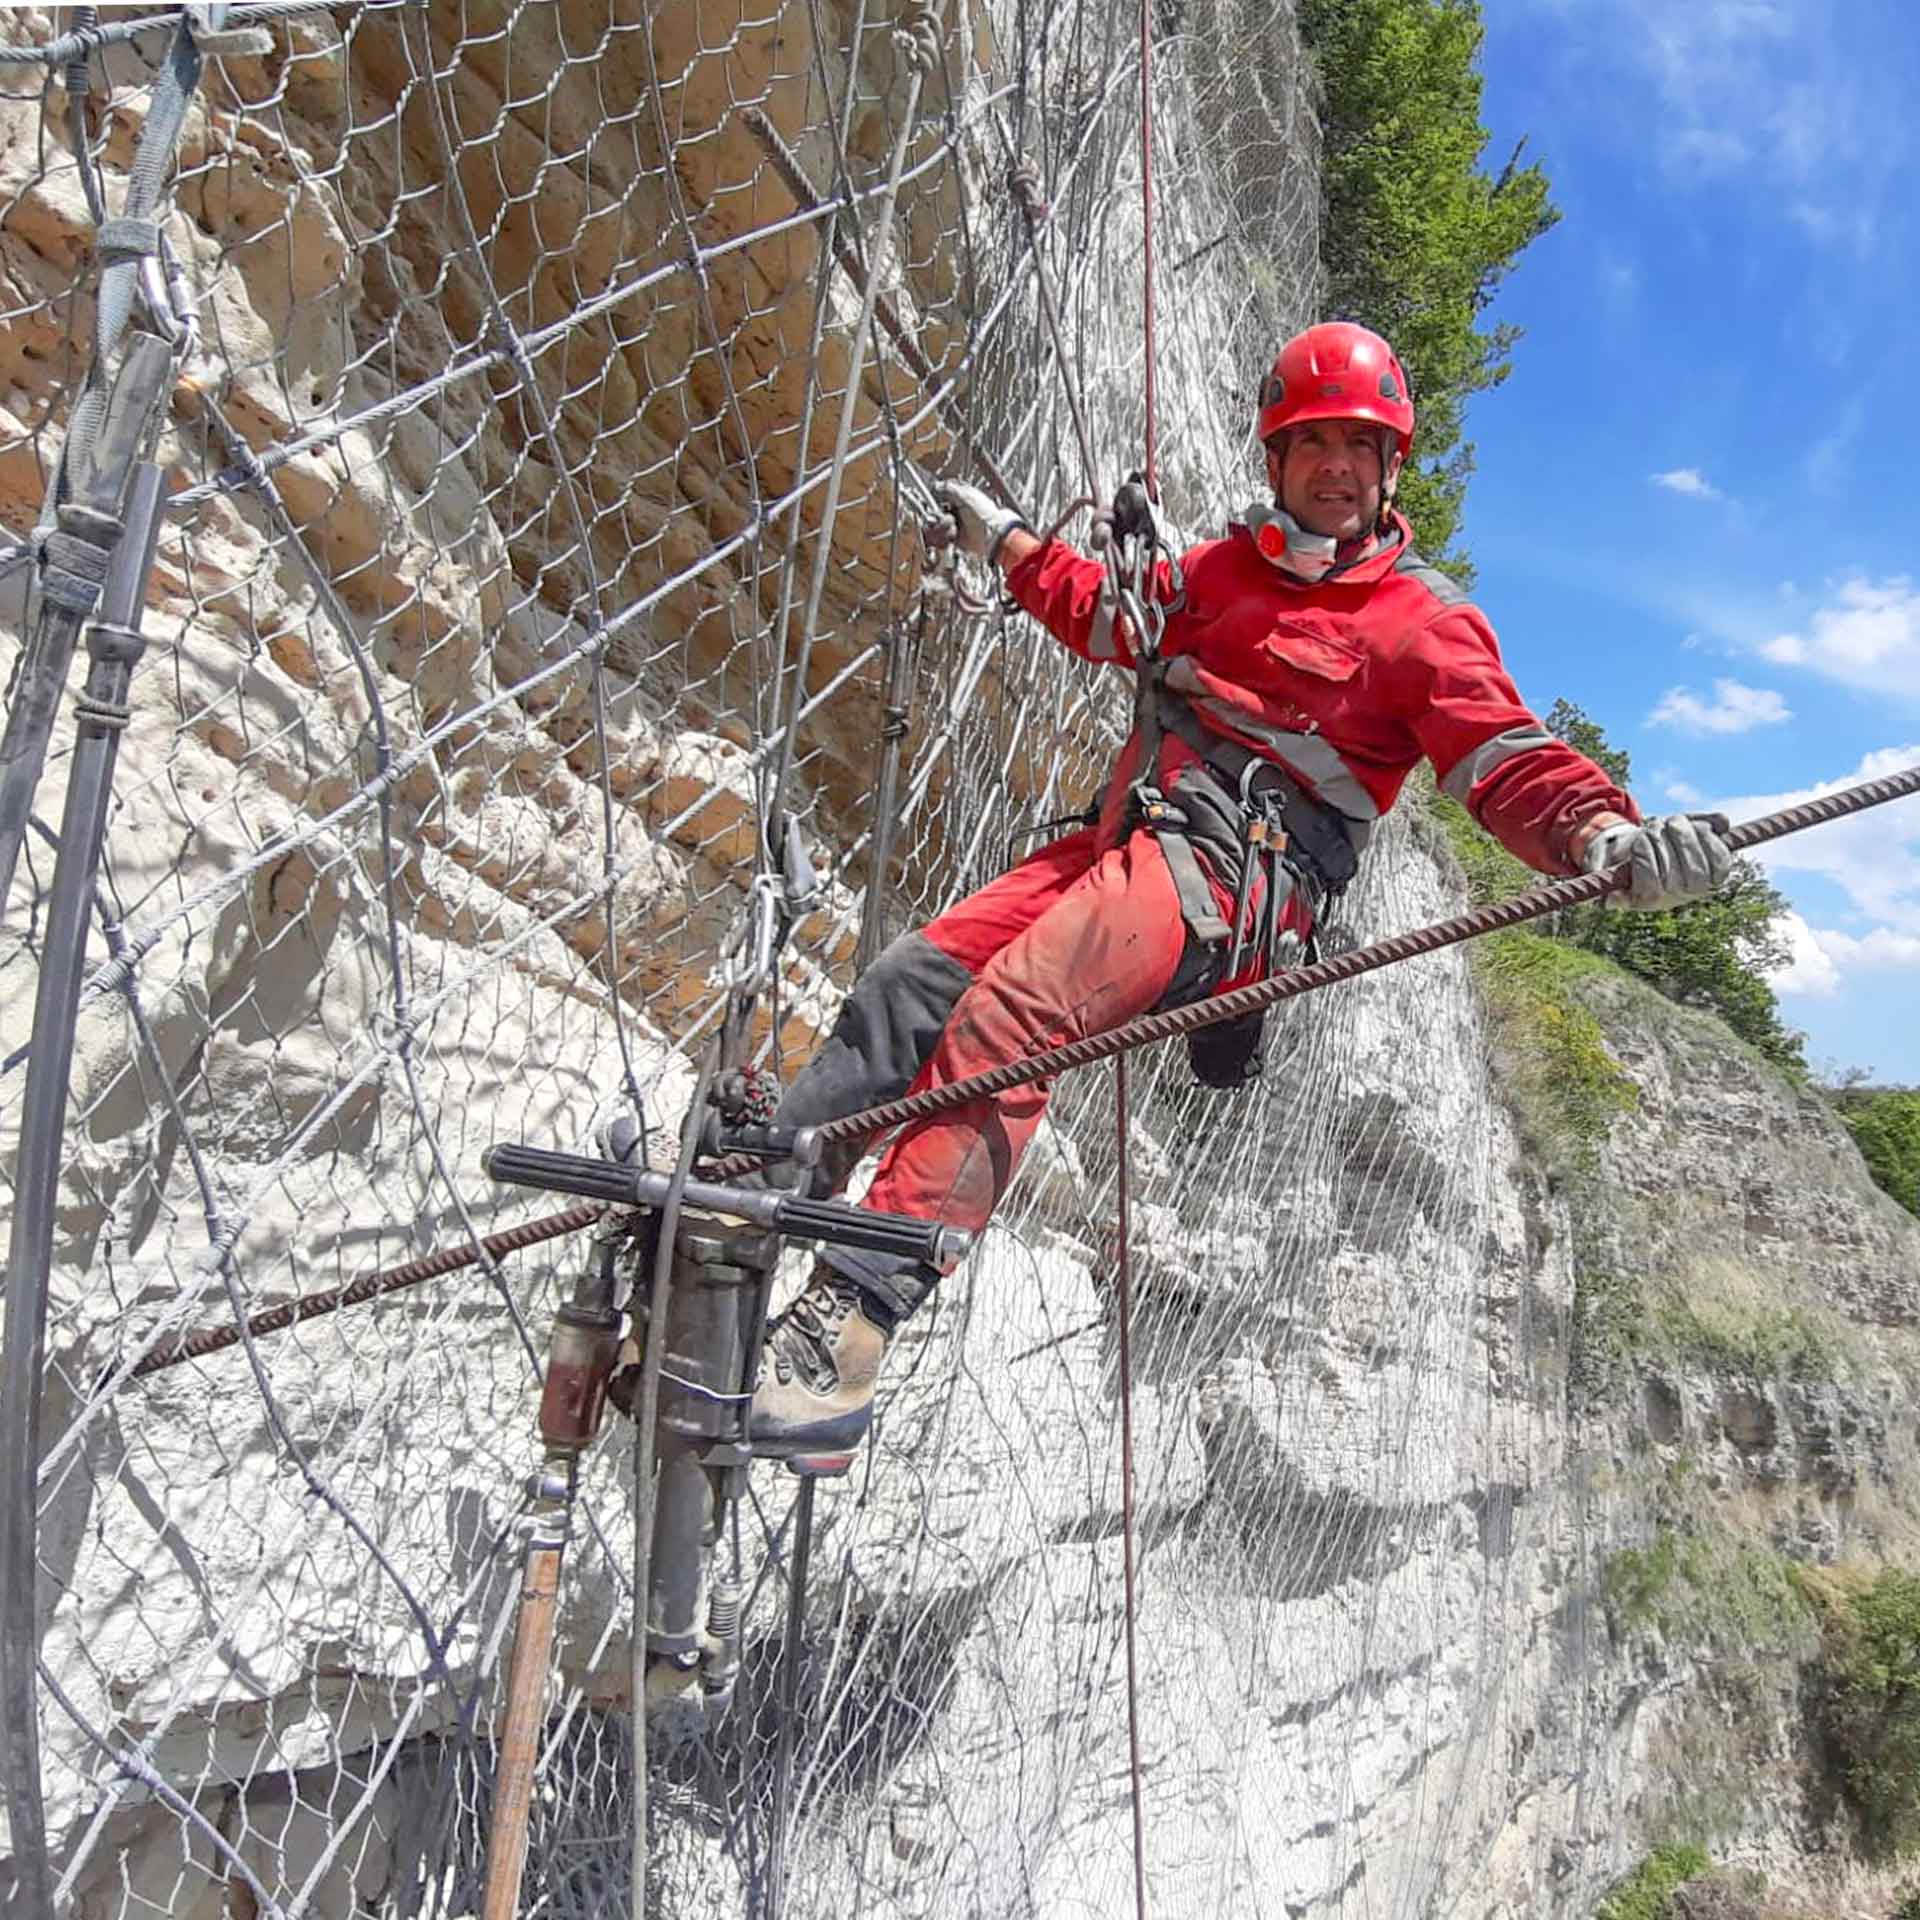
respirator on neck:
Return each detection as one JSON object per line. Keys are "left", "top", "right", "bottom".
{"left": 1246, "top": 502, "right": 1339, "bottom": 582}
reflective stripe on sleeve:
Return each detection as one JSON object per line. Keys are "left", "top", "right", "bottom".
{"left": 1438, "top": 725, "right": 1559, "bottom": 805}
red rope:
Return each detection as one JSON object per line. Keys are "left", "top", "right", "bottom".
{"left": 1139, "top": 0, "right": 1159, "bottom": 501}
{"left": 1113, "top": 1055, "right": 1151, "bottom": 1920}
{"left": 1115, "top": 9, "right": 1157, "bottom": 1913}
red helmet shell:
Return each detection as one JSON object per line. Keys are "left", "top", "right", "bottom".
{"left": 1257, "top": 323, "right": 1415, "bottom": 457}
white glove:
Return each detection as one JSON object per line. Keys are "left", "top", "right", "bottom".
{"left": 936, "top": 479, "right": 1026, "bottom": 563}
{"left": 1581, "top": 812, "right": 1733, "bottom": 910}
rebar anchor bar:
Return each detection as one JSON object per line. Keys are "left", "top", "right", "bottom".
{"left": 767, "top": 758, "right": 1920, "bottom": 1160}
{"left": 111, "top": 755, "right": 1920, "bottom": 1378}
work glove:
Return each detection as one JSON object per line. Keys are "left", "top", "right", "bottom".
{"left": 935, "top": 479, "right": 1027, "bottom": 564}
{"left": 1581, "top": 812, "right": 1733, "bottom": 911}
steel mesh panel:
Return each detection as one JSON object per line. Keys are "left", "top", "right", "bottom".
{"left": 1, "top": 4, "right": 1619, "bottom": 1916}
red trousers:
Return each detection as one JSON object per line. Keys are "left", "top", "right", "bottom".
{"left": 773, "top": 822, "right": 1306, "bottom": 1321}
{"left": 861, "top": 827, "right": 1193, "bottom": 1239}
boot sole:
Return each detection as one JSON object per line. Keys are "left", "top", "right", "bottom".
{"left": 749, "top": 1407, "right": 873, "bottom": 1462}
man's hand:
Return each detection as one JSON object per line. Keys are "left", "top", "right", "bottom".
{"left": 1580, "top": 812, "right": 1734, "bottom": 910}
{"left": 936, "top": 479, "right": 1027, "bottom": 564}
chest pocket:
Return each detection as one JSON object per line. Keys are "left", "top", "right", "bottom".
{"left": 1258, "top": 616, "right": 1365, "bottom": 688}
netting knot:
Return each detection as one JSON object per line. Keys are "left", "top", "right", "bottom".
{"left": 892, "top": 0, "right": 940, "bottom": 76}
{"left": 1007, "top": 161, "right": 1049, "bottom": 226}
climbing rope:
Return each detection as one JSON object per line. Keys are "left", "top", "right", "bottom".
{"left": 122, "top": 755, "right": 1920, "bottom": 1378}
{"left": 1139, "top": 0, "right": 1160, "bottom": 505}
{"left": 1115, "top": 11, "right": 1160, "bottom": 1910}
{"left": 1113, "top": 1054, "right": 1151, "bottom": 1920}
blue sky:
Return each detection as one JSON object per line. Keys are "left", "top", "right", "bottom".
{"left": 1462, "top": 0, "right": 1920, "bottom": 1082}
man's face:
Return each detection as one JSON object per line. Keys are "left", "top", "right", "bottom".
{"left": 1266, "top": 421, "right": 1402, "bottom": 541}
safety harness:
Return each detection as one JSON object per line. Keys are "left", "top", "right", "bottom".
{"left": 1098, "top": 479, "right": 1363, "bottom": 1085}
{"left": 1104, "top": 488, "right": 1359, "bottom": 932}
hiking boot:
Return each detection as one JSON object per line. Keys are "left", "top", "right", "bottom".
{"left": 749, "top": 1266, "right": 892, "bottom": 1461}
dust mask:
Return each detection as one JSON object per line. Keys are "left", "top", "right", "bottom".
{"left": 1245, "top": 502, "right": 1338, "bottom": 582}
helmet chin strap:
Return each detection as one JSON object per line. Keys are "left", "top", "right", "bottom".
{"left": 1376, "top": 428, "right": 1399, "bottom": 533}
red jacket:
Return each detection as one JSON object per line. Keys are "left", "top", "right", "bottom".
{"left": 1005, "top": 512, "right": 1637, "bottom": 874}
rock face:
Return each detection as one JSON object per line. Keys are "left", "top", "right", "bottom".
{"left": 4, "top": 4, "right": 1918, "bottom": 1919}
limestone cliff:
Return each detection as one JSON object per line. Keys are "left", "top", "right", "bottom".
{"left": 2, "top": 3, "right": 1916, "bottom": 1918}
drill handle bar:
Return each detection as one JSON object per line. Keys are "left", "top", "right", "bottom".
{"left": 480, "top": 1144, "right": 971, "bottom": 1274}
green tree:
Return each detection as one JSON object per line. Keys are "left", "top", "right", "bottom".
{"left": 1558, "top": 871, "right": 1806, "bottom": 1074}
{"left": 1543, "top": 703, "right": 1808, "bottom": 1077}
{"left": 1828, "top": 1085, "right": 1920, "bottom": 1218}
{"left": 1545, "top": 695, "right": 1631, "bottom": 786}
{"left": 1300, "top": 0, "right": 1560, "bottom": 577}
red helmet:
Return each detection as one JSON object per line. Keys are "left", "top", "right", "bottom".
{"left": 1256, "top": 322, "right": 1415, "bottom": 458}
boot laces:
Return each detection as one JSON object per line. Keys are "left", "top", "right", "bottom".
{"left": 768, "top": 1275, "right": 858, "bottom": 1393}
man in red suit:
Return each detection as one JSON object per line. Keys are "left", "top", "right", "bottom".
{"left": 749, "top": 321, "right": 1730, "bottom": 1461}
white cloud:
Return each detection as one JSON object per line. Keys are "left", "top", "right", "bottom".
{"left": 1597, "top": 251, "right": 1639, "bottom": 316}
{"left": 1716, "top": 744, "right": 1920, "bottom": 936}
{"left": 1769, "top": 915, "right": 1920, "bottom": 1000}
{"left": 1712, "top": 748, "right": 1920, "bottom": 1026}
{"left": 1662, "top": 775, "right": 1706, "bottom": 805}
{"left": 1788, "top": 200, "right": 1878, "bottom": 259}
{"left": 1762, "top": 577, "right": 1920, "bottom": 699}
{"left": 1803, "top": 398, "right": 1866, "bottom": 494}
{"left": 1766, "top": 910, "right": 1842, "bottom": 997}
{"left": 1650, "top": 467, "right": 1723, "bottom": 501}
{"left": 1647, "top": 679, "right": 1792, "bottom": 736}
{"left": 1524, "top": 0, "right": 1902, "bottom": 250}
{"left": 1810, "top": 926, "right": 1920, "bottom": 973}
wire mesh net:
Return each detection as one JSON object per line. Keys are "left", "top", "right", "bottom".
{"left": 1, "top": 2, "right": 1621, "bottom": 1915}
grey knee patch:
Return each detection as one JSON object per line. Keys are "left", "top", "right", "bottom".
{"left": 771, "top": 930, "right": 974, "bottom": 1195}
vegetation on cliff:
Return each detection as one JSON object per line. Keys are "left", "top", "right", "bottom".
{"left": 1423, "top": 703, "right": 1809, "bottom": 1082}
{"left": 1299, "top": 0, "right": 1558, "bottom": 576}
{"left": 1807, "top": 1567, "right": 1920, "bottom": 1861}
{"left": 1593, "top": 1846, "right": 1711, "bottom": 1920}
{"left": 1415, "top": 778, "right": 1636, "bottom": 1170}
{"left": 1828, "top": 1082, "right": 1920, "bottom": 1219}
